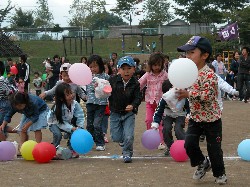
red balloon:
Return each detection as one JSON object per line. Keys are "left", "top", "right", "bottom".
{"left": 170, "top": 140, "right": 189, "bottom": 162}
{"left": 32, "top": 142, "right": 56, "bottom": 163}
{"left": 10, "top": 66, "right": 18, "bottom": 75}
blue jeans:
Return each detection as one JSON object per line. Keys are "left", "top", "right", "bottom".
{"left": 0, "top": 100, "right": 11, "bottom": 137}
{"left": 86, "top": 104, "right": 106, "bottom": 146}
{"left": 110, "top": 112, "right": 135, "bottom": 157}
{"left": 101, "top": 115, "right": 109, "bottom": 134}
{"left": 49, "top": 124, "right": 72, "bottom": 150}
{"left": 162, "top": 115, "right": 185, "bottom": 149}
{"left": 184, "top": 118, "right": 225, "bottom": 177}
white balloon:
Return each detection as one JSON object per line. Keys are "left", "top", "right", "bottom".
{"left": 168, "top": 58, "right": 198, "bottom": 89}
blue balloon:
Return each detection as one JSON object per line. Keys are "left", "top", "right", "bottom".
{"left": 237, "top": 139, "right": 250, "bottom": 161}
{"left": 70, "top": 129, "right": 94, "bottom": 154}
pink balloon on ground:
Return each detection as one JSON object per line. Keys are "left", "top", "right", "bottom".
{"left": 68, "top": 63, "right": 92, "bottom": 86}
{"left": 103, "top": 85, "right": 112, "bottom": 93}
{"left": 141, "top": 129, "right": 161, "bottom": 150}
{"left": 170, "top": 140, "right": 189, "bottom": 162}
{"left": 0, "top": 141, "right": 16, "bottom": 161}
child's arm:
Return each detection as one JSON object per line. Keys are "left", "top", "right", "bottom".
{"left": 40, "top": 80, "right": 60, "bottom": 99}
{"left": 76, "top": 85, "right": 87, "bottom": 101}
{"left": 73, "top": 102, "right": 85, "bottom": 129}
{"left": 218, "top": 75, "right": 239, "bottom": 96}
{"left": 151, "top": 98, "right": 166, "bottom": 129}
{"left": 138, "top": 72, "right": 148, "bottom": 90}
{"left": 131, "top": 82, "right": 142, "bottom": 112}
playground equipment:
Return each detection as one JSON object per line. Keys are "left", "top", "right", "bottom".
{"left": 222, "top": 50, "right": 234, "bottom": 69}
{"left": 62, "top": 35, "right": 94, "bottom": 57}
{"left": 122, "top": 33, "right": 164, "bottom": 54}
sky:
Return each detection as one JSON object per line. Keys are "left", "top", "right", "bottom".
{"left": 1, "top": 0, "right": 146, "bottom": 27}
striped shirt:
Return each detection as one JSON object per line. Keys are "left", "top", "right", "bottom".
{"left": 0, "top": 76, "right": 13, "bottom": 100}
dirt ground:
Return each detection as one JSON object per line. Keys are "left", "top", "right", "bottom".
{"left": 1, "top": 100, "right": 250, "bottom": 187}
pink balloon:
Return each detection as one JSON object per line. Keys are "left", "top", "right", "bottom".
{"left": 10, "top": 66, "right": 18, "bottom": 75}
{"left": 170, "top": 140, "right": 189, "bottom": 162}
{"left": 141, "top": 129, "right": 161, "bottom": 150}
{"left": 68, "top": 63, "right": 92, "bottom": 86}
{"left": 0, "top": 141, "right": 16, "bottom": 161}
{"left": 103, "top": 85, "right": 112, "bottom": 93}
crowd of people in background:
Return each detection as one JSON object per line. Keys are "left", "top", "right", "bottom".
{"left": 0, "top": 37, "right": 249, "bottom": 185}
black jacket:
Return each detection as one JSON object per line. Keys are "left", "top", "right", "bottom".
{"left": 108, "top": 75, "right": 142, "bottom": 114}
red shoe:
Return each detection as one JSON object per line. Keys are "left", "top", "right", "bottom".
{"left": 71, "top": 151, "right": 79, "bottom": 158}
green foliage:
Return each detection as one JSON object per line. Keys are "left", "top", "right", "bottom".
{"left": 0, "top": 0, "right": 14, "bottom": 28}
{"left": 139, "top": 0, "right": 173, "bottom": 27}
{"left": 34, "top": 0, "right": 53, "bottom": 28}
{"left": 52, "top": 24, "right": 64, "bottom": 32}
{"left": 11, "top": 8, "right": 34, "bottom": 28}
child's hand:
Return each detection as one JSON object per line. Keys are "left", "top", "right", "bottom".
{"left": 39, "top": 93, "right": 46, "bottom": 99}
{"left": 71, "top": 127, "right": 77, "bottom": 131}
{"left": 125, "top": 105, "right": 133, "bottom": 112}
{"left": 176, "top": 89, "right": 189, "bottom": 100}
{"left": 22, "top": 123, "right": 31, "bottom": 132}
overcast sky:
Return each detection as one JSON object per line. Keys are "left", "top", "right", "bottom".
{"left": 1, "top": 0, "right": 147, "bottom": 27}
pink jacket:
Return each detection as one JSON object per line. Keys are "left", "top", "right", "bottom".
{"left": 16, "top": 82, "right": 25, "bottom": 93}
{"left": 139, "top": 71, "right": 168, "bottom": 104}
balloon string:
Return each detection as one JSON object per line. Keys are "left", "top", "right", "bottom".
{"left": 12, "top": 124, "right": 20, "bottom": 131}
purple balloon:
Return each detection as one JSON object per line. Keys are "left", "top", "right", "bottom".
{"left": 0, "top": 141, "right": 16, "bottom": 161}
{"left": 141, "top": 129, "right": 161, "bottom": 150}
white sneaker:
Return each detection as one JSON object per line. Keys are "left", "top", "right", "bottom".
{"left": 215, "top": 174, "right": 227, "bottom": 184}
{"left": 96, "top": 146, "right": 105, "bottom": 151}
{"left": 158, "top": 143, "right": 166, "bottom": 150}
{"left": 193, "top": 156, "right": 211, "bottom": 180}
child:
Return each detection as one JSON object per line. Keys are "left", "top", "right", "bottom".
{"left": 151, "top": 79, "right": 187, "bottom": 156}
{"left": 43, "top": 57, "right": 53, "bottom": 83}
{"left": 0, "top": 92, "right": 48, "bottom": 146}
{"left": 39, "top": 63, "right": 86, "bottom": 102}
{"left": 16, "top": 77, "right": 25, "bottom": 93}
{"left": 0, "top": 61, "right": 18, "bottom": 141}
{"left": 138, "top": 53, "right": 168, "bottom": 150}
{"left": 108, "top": 56, "right": 142, "bottom": 163}
{"left": 176, "top": 36, "right": 227, "bottom": 184}
{"left": 47, "top": 83, "right": 85, "bottom": 158}
{"left": 33, "top": 72, "right": 43, "bottom": 96}
{"left": 86, "top": 55, "right": 109, "bottom": 151}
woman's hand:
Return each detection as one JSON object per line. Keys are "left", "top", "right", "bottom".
{"left": 22, "top": 122, "right": 32, "bottom": 132}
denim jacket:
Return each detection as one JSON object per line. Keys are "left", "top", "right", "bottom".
{"left": 4, "top": 94, "right": 48, "bottom": 123}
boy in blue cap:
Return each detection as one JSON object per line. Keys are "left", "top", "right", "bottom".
{"left": 176, "top": 36, "right": 227, "bottom": 184}
{"left": 108, "top": 56, "right": 142, "bottom": 163}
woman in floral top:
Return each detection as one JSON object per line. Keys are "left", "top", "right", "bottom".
{"left": 176, "top": 36, "right": 227, "bottom": 185}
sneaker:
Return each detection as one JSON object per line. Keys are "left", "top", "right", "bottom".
{"left": 215, "top": 174, "right": 227, "bottom": 184}
{"left": 226, "top": 95, "right": 232, "bottom": 101}
{"left": 119, "top": 142, "right": 124, "bottom": 147}
{"left": 193, "top": 156, "right": 211, "bottom": 180}
{"left": 200, "top": 135, "right": 205, "bottom": 142}
{"left": 123, "top": 156, "right": 132, "bottom": 163}
{"left": 104, "top": 136, "right": 109, "bottom": 143}
{"left": 96, "top": 145, "right": 105, "bottom": 151}
{"left": 158, "top": 143, "right": 166, "bottom": 150}
{"left": 164, "top": 148, "right": 170, "bottom": 156}
{"left": 71, "top": 151, "right": 79, "bottom": 158}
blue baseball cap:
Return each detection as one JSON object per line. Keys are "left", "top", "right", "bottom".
{"left": 177, "top": 36, "right": 212, "bottom": 55}
{"left": 117, "top": 56, "right": 136, "bottom": 68}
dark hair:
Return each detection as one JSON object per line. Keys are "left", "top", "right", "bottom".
{"left": 19, "top": 54, "right": 27, "bottom": 63}
{"left": 111, "top": 52, "right": 117, "bottom": 57}
{"left": 53, "top": 54, "right": 59, "bottom": 60}
{"left": 232, "top": 51, "right": 239, "bottom": 60}
{"left": 53, "top": 82, "right": 72, "bottom": 124}
{"left": 81, "top": 56, "right": 88, "bottom": 63}
{"left": 199, "top": 48, "right": 211, "bottom": 63}
{"left": 34, "top": 72, "right": 39, "bottom": 76}
{"left": 103, "top": 59, "right": 113, "bottom": 75}
{"left": 162, "top": 79, "right": 172, "bottom": 93}
{"left": 0, "top": 61, "right": 5, "bottom": 76}
{"left": 9, "top": 92, "right": 30, "bottom": 108}
{"left": 19, "top": 76, "right": 24, "bottom": 81}
{"left": 207, "top": 63, "right": 216, "bottom": 72}
{"left": 215, "top": 53, "right": 222, "bottom": 59}
{"left": 133, "top": 57, "right": 140, "bottom": 65}
{"left": 7, "top": 58, "right": 12, "bottom": 61}
{"left": 87, "top": 55, "right": 105, "bottom": 74}
{"left": 147, "top": 53, "right": 165, "bottom": 72}
{"left": 163, "top": 54, "right": 169, "bottom": 60}
{"left": 242, "top": 46, "right": 250, "bottom": 53}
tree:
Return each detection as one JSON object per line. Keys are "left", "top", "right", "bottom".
{"left": 173, "top": 0, "right": 224, "bottom": 25}
{"left": 139, "top": 0, "right": 173, "bottom": 28}
{"left": 34, "top": 0, "right": 53, "bottom": 28}
{"left": 69, "top": 0, "right": 107, "bottom": 28}
{"left": 10, "top": 8, "right": 34, "bottom": 28}
{"left": 84, "top": 11, "right": 127, "bottom": 30}
{"left": 0, "top": 0, "right": 14, "bottom": 28}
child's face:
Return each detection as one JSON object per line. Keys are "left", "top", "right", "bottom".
{"left": 15, "top": 103, "right": 26, "bottom": 110}
{"left": 118, "top": 64, "right": 135, "bottom": 82}
{"left": 185, "top": 48, "right": 208, "bottom": 69}
{"left": 89, "top": 61, "right": 100, "bottom": 74}
{"left": 34, "top": 74, "right": 39, "bottom": 78}
{"left": 109, "top": 60, "right": 114, "bottom": 66}
{"left": 19, "top": 79, "right": 24, "bottom": 83}
{"left": 152, "top": 63, "right": 162, "bottom": 73}
{"left": 61, "top": 71, "right": 71, "bottom": 83}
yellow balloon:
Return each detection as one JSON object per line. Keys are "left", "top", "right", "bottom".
{"left": 20, "top": 140, "right": 37, "bottom": 160}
